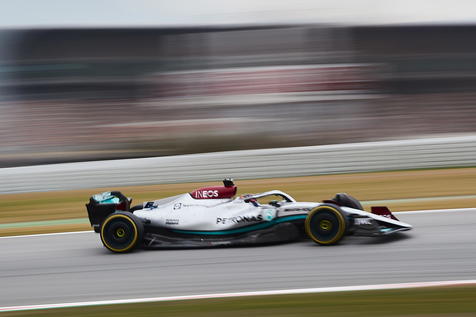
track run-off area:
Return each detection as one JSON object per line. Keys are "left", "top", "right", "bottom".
{"left": 0, "top": 208, "right": 475, "bottom": 312}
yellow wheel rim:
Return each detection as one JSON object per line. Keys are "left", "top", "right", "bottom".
{"left": 115, "top": 227, "right": 126, "bottom": 238}
{"left": 320, "top": 219, "right": 332, "bottom": 231}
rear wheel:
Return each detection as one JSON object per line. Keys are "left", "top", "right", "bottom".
{"left": 100, "top": 212, "right": 144, "bottom": 253}
{"left": 305, "top": 204, "right": 348, "bottom": 245}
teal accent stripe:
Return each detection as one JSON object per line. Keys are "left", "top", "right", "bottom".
{"left": 172, "top": 215, "right": 307, "bottom": 236}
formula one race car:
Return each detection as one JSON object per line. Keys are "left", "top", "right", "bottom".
{"left": 86, "top": 179, "right": 412, "bottom": 253}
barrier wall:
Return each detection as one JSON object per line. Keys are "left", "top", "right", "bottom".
{"left": 1, "top": 135, "right": 475, "bottom": 193}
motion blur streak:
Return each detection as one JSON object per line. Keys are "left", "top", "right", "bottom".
{"left": 1, "top": 4, "right": 476, "bottom": 316}
{"left": 2, "top": 24, "right": 476, "bottom": 168}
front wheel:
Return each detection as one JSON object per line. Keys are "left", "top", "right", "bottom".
{"left": 305, "top": 204, "right": 348, "bottom": 245}
{"left": 100, "top": 212, "right": 144, "bottom": 253}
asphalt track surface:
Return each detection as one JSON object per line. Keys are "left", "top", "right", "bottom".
{"left": 1, "top": 209, "right": 475, "bottom": 307}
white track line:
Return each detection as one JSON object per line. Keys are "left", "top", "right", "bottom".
{"left": 1, "top": 208, "right": 475, "bottom": 239}
{"left": 0, "top": 230, "right": 92, "bottom": 239}
{"left": 402, "top": 208, "right": 476, "bottom": 215}
{"left": 1, "top": 280, "right": 475, "bottom": 312}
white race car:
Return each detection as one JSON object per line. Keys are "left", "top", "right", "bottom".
{"left": 86, "top": 179, "right": 412, "bottom": 253}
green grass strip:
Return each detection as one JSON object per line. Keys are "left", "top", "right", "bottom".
{"left": 2, "top": 286, "right": 476, "bottom": 317}
{"left": 0, "top": 218, "right": 89, "bottom": 229}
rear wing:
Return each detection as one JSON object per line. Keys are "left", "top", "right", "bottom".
{"left": 86, "top": 191, "right": 131, "bottom": 232}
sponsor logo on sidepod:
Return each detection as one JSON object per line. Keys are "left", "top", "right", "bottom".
{"left": 216, "top": 215, "right": 263, "bottom": 224}
{"left": 165, "top": 219, "right": 179, "bottom": 225}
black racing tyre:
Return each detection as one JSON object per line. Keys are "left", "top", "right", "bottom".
{"left": 305, "top": 204, "right": 348, "bottom": 245}
{"left": 100, "top": 212, "right": 144, "bottom": 253}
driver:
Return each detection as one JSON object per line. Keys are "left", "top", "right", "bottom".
{"left": 240, "top": 193, "right": 260, "bottom": 207}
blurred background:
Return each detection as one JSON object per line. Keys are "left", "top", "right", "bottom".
{"left": 2, "top": 3, "right": 476, "bottom": 312}
{"left": 2, "top": 0, "right": 476, "bottom": 167}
